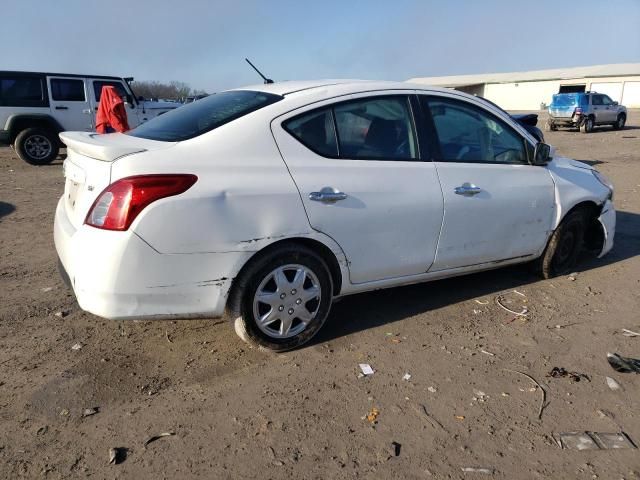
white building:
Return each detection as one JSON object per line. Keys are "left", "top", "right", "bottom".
{"left": 408, "top": 63, "right": 640, "bottom": 110}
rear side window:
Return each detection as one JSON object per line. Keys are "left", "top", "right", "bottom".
{"left": 283, "top": 96, "right": 419, "bottom": 161}
{"left": 284, "top": 109, "right": 338, "bottom": 157}
{"left": 129, "top": 90, "right": 282, "bottom": 142}
{"left": 592, "top": 95, "right": 604, "bottom": 106}
{"left": 93, "top": 81, "right": 128, "bottom": 102}
{"left": 50, "top": 79, "right": 85, "bottom": 101}
{"left": 0, "top": 75, "right": 47, "bottom": 107}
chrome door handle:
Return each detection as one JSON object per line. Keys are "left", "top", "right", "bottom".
{"left": 309, "top": 187, "right": 347, "bottom": 203}
{"left": 454, "top": 183, "right": 482, "bottom": 196}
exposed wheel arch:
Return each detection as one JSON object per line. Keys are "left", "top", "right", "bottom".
{"left": 226, "top": 237, "right": 344, "bottom": 317}
{"left": 554, "top": 200, "right": 605, "bottom": 254}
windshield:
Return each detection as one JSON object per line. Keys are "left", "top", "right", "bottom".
{"left": 551, "top": 94, "right": 578, "bottom": 107}
{"left": 128, "top": 90, "right": 282, "bottom": 141}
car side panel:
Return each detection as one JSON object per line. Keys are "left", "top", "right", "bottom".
{"left": 117, "top": 110, "right": 315, "bottom": 255}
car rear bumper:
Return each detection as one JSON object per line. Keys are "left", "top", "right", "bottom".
{"left": 597, "top": 200, "right": 615, "bottom": 258}
{"left": 549, "top": 116, "right": 579, "bottom": 126}
{"left": 54, "top": 196, "right": 252, "bottom": 320}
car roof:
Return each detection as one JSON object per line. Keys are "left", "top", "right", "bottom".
{"left": 231, "top": 79, "right": 457, "bottom": 101}
{"left": 0, "top": 70, "right": 125, "bottom": 81}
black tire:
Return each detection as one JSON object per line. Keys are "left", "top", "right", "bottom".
{"left": 544, "top": 120, "right": 556, "bottom": 132}
{"left": 228, "top": 243, "right": 333, "bottom": 352}
{"left": 14, "top": 128, "right": 59, "bottom": 165}
{"left": 535, "top": 209, "right": 588, "bottom": 279}
{"left": 613, "top": 113, "right": 626, "bottom": 130}
{"left": 580, "top": 116, "right": 594, "bottom": 134}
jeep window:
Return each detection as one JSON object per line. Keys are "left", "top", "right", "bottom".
{"left": 592, "top": 95, "right": 604, "bottom": 106}
{"left": 128, "top": 90, "right": 282, "bottom": 142}
{"left": 50, "top": 79, "right": 85, "bottom": 102}
{"left": 551, "top": 94, "right": 578, "bottom": 107}
{"left": 601, "top": 95, "right": 614, "bottom": 105}
{"left": 0, "top": 75, "right": 46, "bottom": 107}
{"left": 93, "top": 81, "right": 128, "bottom": 102}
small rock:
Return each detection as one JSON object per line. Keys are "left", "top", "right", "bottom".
{"left": 41, "top": 287, "right": 53, "bottom": 293}
{"left": 427, "top": 386, "right": 437, "bottom": 393}
{"left": 71, "top": 343, "right": 82, "bottom": 351}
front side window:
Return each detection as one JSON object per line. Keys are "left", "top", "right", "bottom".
{"left": 283, "top": 108, "right": 338, "bottom": 157}
{"left": 129, "top": 90, "right": 282, "bottom": 142}
{"left": 425, "top": 97, "right": 527, "bottom": 164}
{"left": 601, "top": 95, "right": 614, "bottom": 105}
{"left": 93, "top": 81, "right": 128, "bottom": 103}
{"left": 50, "top": 79, "right": 85, "bottom": 101}
{"left": 0, "top": 76, "right": 46, "bottom": 106}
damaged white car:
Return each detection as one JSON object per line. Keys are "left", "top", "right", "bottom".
{"left": 54, "top": 80, "right": 615, "bottom": 351}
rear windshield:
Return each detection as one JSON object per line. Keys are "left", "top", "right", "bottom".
{"left": 128, "top": 90, "right": 282, "bottom": 142}
{"left": 551, "top": 94, "right": 578, "bottom": 107}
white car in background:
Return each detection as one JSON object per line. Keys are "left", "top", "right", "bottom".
{"left": 54, "top": 80, "right": 615, "bottom": 351}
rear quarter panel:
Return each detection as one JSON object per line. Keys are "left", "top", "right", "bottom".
{"left": 112, "top": 109, "right": 315, "bottom": 254}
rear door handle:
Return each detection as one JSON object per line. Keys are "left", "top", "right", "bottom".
{"left": 309, "top": 187, "right": 348, "bottom": 203}
{"left": 55, "top": 106, "right": 68, "bottom": 110}
{"left": 454, "top": 183, "right": 482, "bottom": 196}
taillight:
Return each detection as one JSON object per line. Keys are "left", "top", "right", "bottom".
{"left": 85, "top": 174, "right": 197, "bottom": 231}
{"left": 574, "top": 107, "right": 583, "bottom": 115}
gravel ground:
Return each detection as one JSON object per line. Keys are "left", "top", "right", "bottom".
{"left": 1, "top": 111, "right": 639, "bottom": 479}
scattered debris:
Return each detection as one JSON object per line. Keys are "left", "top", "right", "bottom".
{"left": 495, "top": 291, "right": 528, "bottom": 317}
{"left": 390, "top": 338, "right": 401, "bottom": 344}
{"left": 473, "top": 389, "right": 488, "bottom": 402}
{"left": 59, "top": 409, "right": 69, "bottom": 417}
{"left": 391, "top": 441, "right": 401, "bottom": 457}
{"left": 366, "top": 407, "right": 380, "bottom": 423}
{"left": 71, "top": 343, "right": 82, "bottom": 351}
{"left": 474, "top": 299, "right": 489, "bottom": 305}
{"left": 606, "top": 376, "right": 622, "bottom": 391}
{"left": 82, "top": 407, "right": 99, "bottom": 418}
{"left": 143, "top": 431, "right": 175, "bottom": 448}
{"left": 165, "top": 330, "right": 173, "bottom": 343}
{"left": 54, "top": 311, "right": 67, "bottom": 318}
{"left": 547, "top": 367, "right": 590, "bottom": 382}
{"left": 454, "top": 415, "right": 465, "bottom": 421}
{"left": 36, "top": 426, "right": 48, "bottom": 436}
{"left": 472, "top": 309, "right": 481, "bottom": 315}
{"left": 622, "top": 328, "right": 640, "bottom": 337}
{"left": 461, "top": 467, "right": 495, "bottom": 474}
{"left": 557, "top": 431, "right": 637, "bottom": 450}
{"left": 480, "top": 350, "right": 495, "bottom": 357}
{"left": 108, "top": 447, "right": 127, "bottom": 465}
{"left": 607, "top": 353, "right": 640, "bottom": 374}
{"left": 568, "top": 273, "right": 577, "bottom": 281}
{"left": 504, "top": 369, "right": 547, "bottom": 420}
{"left": 359, "top": 364, "right": 374, "bottom": 376}
{"left": 402, "top": 373, "right": 411, "bottom": 381}
{"left": 413, "top": 404, "right": 446, "bottom": 431}
{"left": 41, "top": 287, "right": 53, "bottom": 292}
{"left": 427, "top": 386, "right": 437, "bottom": 393}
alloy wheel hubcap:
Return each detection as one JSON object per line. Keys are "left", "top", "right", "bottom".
{"left": 253, "top": 264, "right": 321, "bottom": 339}
{"left": 24, "top": 135, "right": 52, "bottom": 159}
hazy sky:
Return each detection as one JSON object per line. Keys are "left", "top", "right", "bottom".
{"left": 3, "top": 0, "right": 639, "bottom": 92}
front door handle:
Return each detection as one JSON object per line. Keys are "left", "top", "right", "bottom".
{"left": 55, "top": 106, "right": 68, "bottom": 110}
{"left": 454, "top": 183, "right": 482, "bottom": 196}
{"left": 309, "top": 187, "right": 348, "bottom": 203}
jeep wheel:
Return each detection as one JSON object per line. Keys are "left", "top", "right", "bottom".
{"left": 580, "top": 116, "right": 594, "bottom": 134}
{"left": 544, "top": 120, "right": 556, "bottom": 132}
{"left": 14, "top": 128, "right": 59, "bottom": 165}
{"left": 613, "top": 113, "right": 626, "bottom": 130}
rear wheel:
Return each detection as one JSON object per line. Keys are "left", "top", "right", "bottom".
{"left": 544, "top": 120, "right": 557, "bottom": 132}
{"left": 613, "top": 113, "right": 626, "bottom": 130}
{"left": 229, "top": 244, "right": 333, "bottom": 352}
{"left": 14, "top": 128, "right": 59, "bottom": 165}
{"left": 535, "top": 209, "right": 587, "bottom": 279}
{"left": 580, "top": 116, "right": 594, "bottom": 134}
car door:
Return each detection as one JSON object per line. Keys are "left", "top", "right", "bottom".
{"left": 89, "top": 79, "right": 141, "bottom": 129}
{"left": 418, "top": 93, "right": 555, "bottom": 271}
{"left": 600, "top": 95, "right": 617, "bottom": 122}
{"left": 47, "top": 77, "right": 93, "bottom": 131}
{"left": 590, "top": 94, "right": 608, "bottom": 123}
{"left": 272, "top": 93, "right": 444, "bottom": 284}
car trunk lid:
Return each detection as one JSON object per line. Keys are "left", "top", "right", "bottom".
{"left": 59, "top": 132, "right": 176, "bottom": 229}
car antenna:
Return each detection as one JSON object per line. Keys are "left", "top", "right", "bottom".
{"left": 245, "top": 58, "right": 274, "bottom": 84}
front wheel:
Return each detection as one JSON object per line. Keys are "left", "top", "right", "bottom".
{"left": 613, "top": 114, "right": 626, "bottom": 130}
{"left": 230, "top": 244, "right": 333, "bottom": 351}
{"left": 535, "top": 210, "right": 587, "bottom": 279}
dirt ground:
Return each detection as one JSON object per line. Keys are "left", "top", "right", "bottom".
{"left": 1, "top": 111, "right": 640, "bottom": 479}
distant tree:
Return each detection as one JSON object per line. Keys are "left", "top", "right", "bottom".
{"left": 131, "top": 80, "right": 207, "bottom": 100}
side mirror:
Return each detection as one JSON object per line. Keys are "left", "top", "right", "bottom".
{"left": 613, "top": 101, "right": 619, "bottom": 106}
{"left": 533, "top": 142, "right": 552, "bottom": 165}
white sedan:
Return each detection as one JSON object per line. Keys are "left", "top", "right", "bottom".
{"left": 54, "top": 80, "right": 615, "bottom": 351}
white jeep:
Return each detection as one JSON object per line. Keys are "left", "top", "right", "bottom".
{"left": 0, "top": 71, "right": 178, "bottom": 164}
